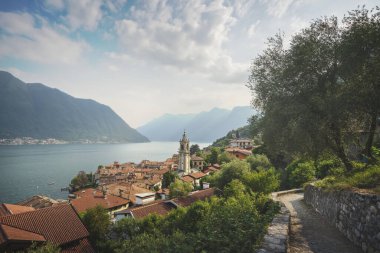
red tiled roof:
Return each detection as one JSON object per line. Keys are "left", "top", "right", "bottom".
{"left": 0, "top": 224, "right": 46, "bottom": 242}
{"left": 0, "top": 204, "right": 91, "bottom": 248}
{"left": 173, "top": 188, "right": 215, "bottom": 207}
{"left": 181, "top": 175, "right": 194, "bottom": 183}
{"left": 71, "top": 188, "right": 129, "bottom": 213}
{"left": 128, "top": 201, "right": 176, "bottom": 219}
{"left": 61, "top": 238, "right": 94, "bottom": 253}
{"left": 189, "top": 172, "right": 206, "bottom": 179}
{"left": 3, "top": 204, "right": 35, "bottom": 215}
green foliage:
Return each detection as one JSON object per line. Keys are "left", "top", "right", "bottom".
{"left": 112, "top": 191, "right": 279, "bottom": 253}
{"left": 206, "top": 147, "right": 220, "bottom": 164}
{"left": 70, "top": 171, "right": 95, "bottom": 191}
{"left": 217, "top": 151, "right": 237, "bottom": 164}
{"left": 314, "top": 164, "right": 380, "bottom": 193}
{"left": 223, "top": 179, "right": 248, "bottom": 198}
{"left": 190, "top": 144, "right": 200, "bottom": 155}
{"left": 286, "top": 160, "right": 316, "bottom": 188}
{"left": 246, "top": 154, "right": 272, "bottom": 170}
{"left": 316, "top": 158, "right": 343, "bottom": 179}
{"left": 245, "top": 168, "right": 280, "bottom": 194}
{"left": 81, "top": 205, "right": 111, "bottom": 252}
{"left": 208, "top": 160, "right": 280, "bottom": 194}
{"left": 247, "top": 8, "right": 380, "bottom": 170}
{"left": 162, "top": 171, "right": 177, "bottom": 189}
{"left": 169, "top": 180, "right": 193, "bottom": 198}
{"left": 25, "top": 242, "right": 60, "bottom": 253}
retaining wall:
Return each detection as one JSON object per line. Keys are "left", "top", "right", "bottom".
{"left": 304, "top": 184, "right": 380, "bottom": 253}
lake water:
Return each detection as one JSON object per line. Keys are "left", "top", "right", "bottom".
{"left": 0, "top": 142, "right": 210, "bottom": 203}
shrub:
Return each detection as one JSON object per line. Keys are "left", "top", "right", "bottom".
{"left": 286, "top": 160, "right": 316, "bottom": 188}
{"left": 246, "top": 154, "right": 272, "bottom": 170}
{"left": 316, "top": 158, "right": 343, "bottom": 179}
{"left": 347, "top": 165, "right": 380, "bottom": 189}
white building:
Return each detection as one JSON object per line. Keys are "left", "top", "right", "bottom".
{"left": 178, "top": 131, "right": 191, "bottom": 175}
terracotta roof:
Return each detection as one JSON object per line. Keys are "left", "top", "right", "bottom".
{"left": 71, "top": 188, "right": 129, "bottom": 213}
{"left": 181, "top": 175, "right": 194, "bottom": 183}
{"left": 203, "top": 167, "right": 219, "bottom": 174}
{"left": 127, "top": 201, "right": 176, "bottom": 219}
{"left": 173, "top": 188, "right": 215, "bottom": 207}
{"left": 0, "top": 204, "right": 93, "bottom": 251}
{"left": 16, "top": 195, "right": 63, "bottom": 209}
{"left": 191, "top": 155, "right": 204, "bottom": 161}
{"left": 102, "top": 183, "right": 154, "bottom": 204}
{"left": 125, "top": 188, "right": 215, "bottom": 219}
{"left": 0, "top": 224, "right": 46, "bottom": 242}
{"left": 150, "top": 168, "right": 169, "bottom": 175}
{"left": 2, "top": 204, "right": 35, "bottom": 215}
{"left": 61, "top": 238, "right": 94, "bottom": 253}
{"left": 189, "top": 172, "right": 206, "bottom": 179}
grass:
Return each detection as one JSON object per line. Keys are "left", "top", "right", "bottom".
{"left": 314, "top": 164, "right": 380, "bottom": 194}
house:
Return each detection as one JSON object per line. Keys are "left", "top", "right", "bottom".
{"left": 70, "top": 188, "right": 130, "bottom": 216}
{"left": 135, "top": 192, "right": 156, "bottom": 206}
{"left": 225, "top": 148, "right": 252, "bottom": 160}
{"left": 191, "top": 155, "right": 205, "bottom": 170}
{"left": 203, "top": 166, "right": 219, "bottom": 175}
{"left": 229, "top": 139, "right": 253, "bottom": 149}
{"left": 0, "top": 203, "right": 94, "bottom": 252}
{"left": 100, "top": 182, "right": 154, "bottom": 204}
{"left": 120, "top": 188, "right": 216, "bottom": 220}
{"left": 157, "top": 188, "right": 170, "bottom": 200}
{"left": 188, "top": 172, "right": 207, "bottom": 187}
{"left": 17, "top": 195, "right": 66, "bottom": 209}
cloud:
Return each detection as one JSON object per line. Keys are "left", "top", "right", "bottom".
{"left": 0, "top": 12, "right": 88, "bottom": 64}
{"left": 262, "top": 0, "right": 297, "bottom": 18}
{"left": 113, "top": 0, "right": 248, "bottom": 84}
{"left": 65, "top": 0, "right": 103, "bottom": 31}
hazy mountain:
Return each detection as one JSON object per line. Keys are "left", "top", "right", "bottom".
{"left": 138, "top": 106, "right": 255, "bottom": 142}
{"left": 0, "top": 71, "right": 148, "bottom": 143}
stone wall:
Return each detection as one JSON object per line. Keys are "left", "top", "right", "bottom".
{"left": 304, "top": 184, "right": 380, "bottom": 253}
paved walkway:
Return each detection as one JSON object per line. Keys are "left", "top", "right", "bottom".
{"left": 277, "top": 193, "right": 362, "bottom": 253}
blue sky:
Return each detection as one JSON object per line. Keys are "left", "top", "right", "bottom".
{"left": 0, "top": 0, "right": 378, "bottom": 127}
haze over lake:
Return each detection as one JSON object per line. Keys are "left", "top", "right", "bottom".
{"left": 0, "top": 142, "right": 209, "bottom": 203}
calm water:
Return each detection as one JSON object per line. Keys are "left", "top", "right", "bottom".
{"left": 0, "top": 142, "right": 209, "bottom": 203}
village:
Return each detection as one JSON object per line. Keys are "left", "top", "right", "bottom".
{"left": 0, "top": 132, "right": 254, "bottom": 252}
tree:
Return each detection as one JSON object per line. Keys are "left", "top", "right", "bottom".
{"left": 26, "top": 242, "right": 60, "bottom": 253}
{"left": 70, "top": 171, "right": 90, "bottom": 190}
{"left": 190, "top": 144, "right": 200, "bottom": 155}
{"left": 206, "top": 147, "right": 220, "bottom": 164}
{"left": 169, "top": 180, "right": 193, "bottom": 198}
{"left": 340, "top": 7, "right": 380, "bottom": 159}
{"left": 81, "top": 205, "right": 111, "bottom": 252}
{"left": 245, "top": 154, "right": 272, "bottom": 170}
{"left": 248, "top": 16, "right": 361, "bottom": 171}
{"left": 286, "top": 160, "right": 316, "bottom": 188}
{"left": 162, "top": 171, "right": 177, "bottom": 189}
{"left": 217, "top": 151, "right": 236, "bottom": 164}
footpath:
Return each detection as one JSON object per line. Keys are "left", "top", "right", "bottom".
{"left": 277, "top": 192, "right": 363, "bottom": 253}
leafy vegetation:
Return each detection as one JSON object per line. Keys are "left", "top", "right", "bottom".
{"left": 70, "top": 171, "right": 95, "bottom": 191}
{"left": 25, "top": 242, "right": 60, "bottom": 253}
{"left": 169, "top": 180, "right": 193, "bottom": 198}
{"left": 247, "top": 7, "right": 380, "bottom": 171}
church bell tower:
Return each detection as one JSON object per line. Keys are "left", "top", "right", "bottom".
{"left": 178, "top": 131, "right": 191, "bottom": 175}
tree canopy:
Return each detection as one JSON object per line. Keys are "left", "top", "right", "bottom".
{"left": 248, "top": 7, "right": 380, "bottom": 171}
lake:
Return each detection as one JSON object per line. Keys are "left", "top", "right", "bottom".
{"left": 0, "top": 142, "right": 210, "bottom": 203}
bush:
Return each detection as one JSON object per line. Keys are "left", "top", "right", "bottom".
{"left": 347, "top": 166, "right": 380, "bottom": 189}
{"left": 286, "top": 160, "right": 316, "bottom": 188}
{"left": 246, "top": 154, "right": 272, "bottom": 170}
{"left": 316, "top": 158, "right": 343, "bottom": 179}
{"left": 245, "top": 168, "right": 280, "bottom": 194}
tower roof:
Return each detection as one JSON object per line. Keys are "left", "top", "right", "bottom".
{"left": 181, "top": 130, "right": 189, "bottom": 142}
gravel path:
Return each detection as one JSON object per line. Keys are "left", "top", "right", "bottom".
{"left": 277, "top": 193, "right": 363, "bottom": 253}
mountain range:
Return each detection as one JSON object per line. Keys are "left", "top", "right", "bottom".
{"left": 137, "top": 106, "right": 255, "bottom": 142}
{"left": 0, "top": 71, "right": 148, "bottom": 143}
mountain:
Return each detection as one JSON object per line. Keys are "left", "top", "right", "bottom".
{"left": 138, "top": 106, "right": 255, "bottom": 142}
{"left": 0, "top": 71, "right": 148, "bottom": 143}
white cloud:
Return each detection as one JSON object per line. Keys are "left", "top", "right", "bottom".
{"left": 113, "top": 0, "right": 247, "bottom": 84}
{"left": 247, "top": 20, "right": 261, "bottom": 38}
{"left": 65, "top": 0, "right": 103, "bottom": 31}
{"left": 0, "top": 12, "right": 88, "bottom": 64}
{"left": 44, "top": 0, "right": 65, "bottom": 10}
{"left": 262, "top": 0, "right": 296, "bottom": 18}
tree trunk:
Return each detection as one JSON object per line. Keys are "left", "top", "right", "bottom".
{"left": 363, "top": 112, "right": 377, "bottom": 158}
{"left": 331, "top": 125, "right": 353, "bottom": 172}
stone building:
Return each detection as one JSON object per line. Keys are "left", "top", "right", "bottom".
{"left": 178, "top": 131, "right": 191, "bottom": 175}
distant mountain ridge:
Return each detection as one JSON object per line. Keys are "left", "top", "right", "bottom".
{"left": 0, "top": 71, "right": 148, "bottom": 143}
{"left": 138, "top": 106, "right": 255, "bottom": 142}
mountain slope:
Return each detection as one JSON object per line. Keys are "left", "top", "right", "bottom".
{"left": 138, "top": 106, "right": 255, "bottom": 142}
{"left": 0, "top": 71, "right": 148, "bottom": 143}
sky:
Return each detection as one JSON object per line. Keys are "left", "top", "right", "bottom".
{"left": 0, "top": 0, "right": 378, "bottom": 127}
